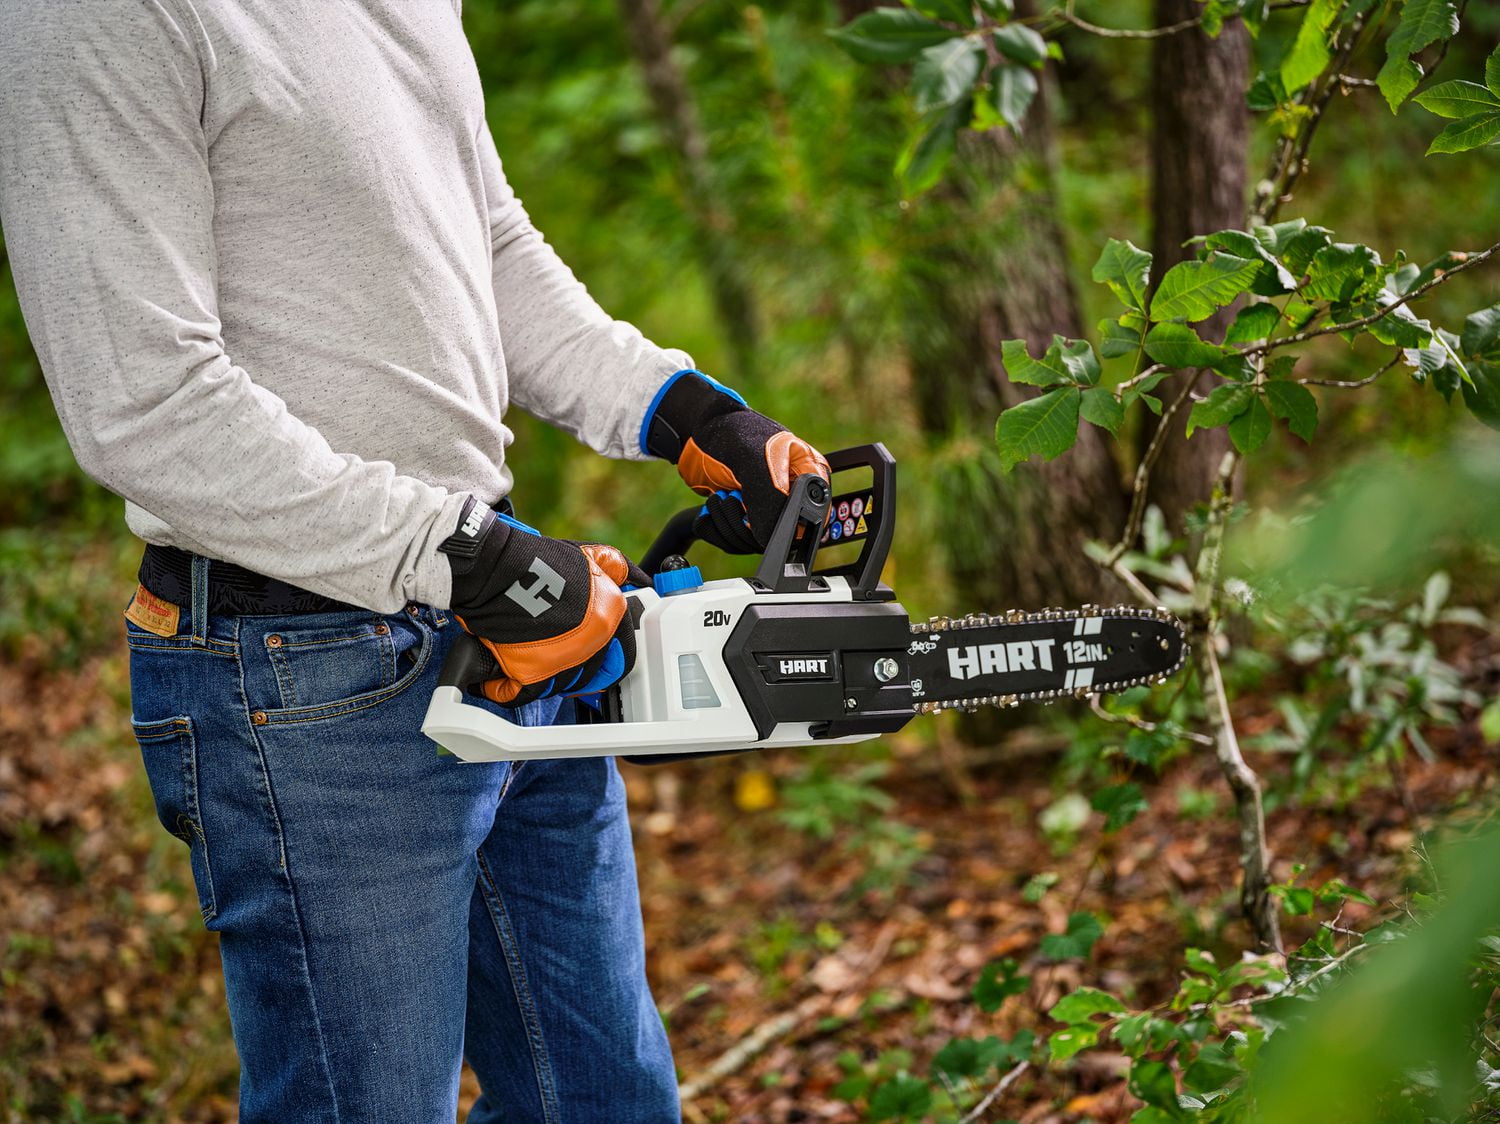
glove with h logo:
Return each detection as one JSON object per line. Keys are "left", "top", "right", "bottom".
{"left": 642, "top": 370, "right": 830, "bottom": 554}
{"left": 440, "top": 497, "right": 649, "bottom": 706}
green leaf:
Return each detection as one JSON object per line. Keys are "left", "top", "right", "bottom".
{"left": 1279, "top": 885, "right": 1315, "bottom": 915}
{"left": 1279, "top": 225, "right": 1333, "bottom": 277}
{"left": 1093, "top": 239, "right": 1154, "bottom": 311}
{"left": 1050, "top": 986, "right": 1128, "bottom": 1024}
{"left": 1115, "top": 1014, "right": 1178, "bottom": 1058}
{"left": 1228, "top": 394, "right": 1272, "bottom": 452}
{"left": 1254, "top": 217, "right": 1308, "bottom": 256}
{"left": 1183, "top": 1043, "right": 1242, "bottom": 1092}
{"left": 996, "top": 387, "right": 1080, "bottom": 473}
{"left": 1387, "top": 0, "right": 1460, "bottom": 60}
{"left": 990, "top": 63, "right": 1038, "bottom": 127}
{"left": 1186, "top": 383, "right": 1253, "bottom": 436}
{"left": 1265, "top": 380, "right": 1318, "bottom": 441}
{"left": 1225, "top": 302, "right": 1282, "bottom": 344}
{"left": 828, "top": 7, "right": 954, "bottom": 63}
{"left": 1246, "top": 69, "right": 1285, "bottom": 111}
{"left": 828, "top": 8, "right": 955, "bottom": 64}
{"left": 1488, "top": 44, "right": 1500, "bottom": 98}
{"left": 1427, "top": 111, "right": 1500, "bottom": 154}
{"left": 1000, "top": 336, "right": 1099, "bottom": 386}
{"left": 868, "top": 1074, "right": 931, "bottom": 1120}
{"left": 1144, "top": 322, "right": 1235, "bottom": 368}
{"left": 1099, "top": 315, "right": 1144, "bottom": 359}
{"left": 1080, "top": 386, "right": 1125, "bottom": 434}
{"left": 992, "top": 23, "right": 1048, "bottom": 67}
{"left": 933, "top": 1036, "right": 1005, "bottom": 1079}
{"left": 1413, "top": 80, "right": 1500, "bottom": 120}
{"left": 1150, "top": 254, "right": 1260, "bottom": 322}
{"left": 1049, "top": 1024, "right": 1099, "bottom": 1062}
{"left": 1041, "top": 911, "right": 1105, "bottom": 961}
{"left": 977, "top": 0, "right": 1014, "bottom": 15}
{"left": 1377, "top": 54, "right": 1424, "bottom": 113}
{"left": 1365, "top": 301, "right": 1433, "bottom": 350}
{"left": 896, "top": 100, "right": 967, "bottom": 195}
{"left": 1129, "top": 1109, "right": 1180, "bottom": 1124}
{"left": 1091, "top": 782, "right": 1147, "bottom": 831}
{"left": 1301, "top": 242, "right": 1379, "bottom": 302}
{"left": 1462, "top": 361, "right": 1500, "bottom": 430}
{"left": 1462, "top": 305, "right": 1500, "bottom": 360}
{"left": 1280, "top": 0, "right": 1339, "bottom": 94}
{"left": 905, "top": 0, "right": 975, "bottom": 27}
{"left": 1129, "top": 1059, "right": 1179, "bottom": 1110}
{"left": 912, "top": 37, "right": 986, "bottom": 112}
{"left": 1204, "top": 229, "right": 1298, "bottom": 292}
{"left": 1480, "top": 699, "right": 1500, "bottom": 743}
{"left": 973, "top": 958, "right": 1030, "bottom": 1012}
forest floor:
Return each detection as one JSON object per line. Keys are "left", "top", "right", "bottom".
{"left": 2, "top": 628, "right": 1496, "bottom": 1124}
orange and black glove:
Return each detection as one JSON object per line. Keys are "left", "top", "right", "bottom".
{"left": 440, "top": 498, "right": 648, "bottom": 706}
{"left": 642, "top": 370, "right": 830, "bottom": 554}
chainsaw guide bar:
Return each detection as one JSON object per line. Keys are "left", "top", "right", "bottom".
{"left": 905, "top": 605, "right": 1187, "bottom": 716}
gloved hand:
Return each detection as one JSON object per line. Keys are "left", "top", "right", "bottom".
{"left": 642, "top": 370, "right": 830, "bottom": 554}
{"left": 440, "top": 498, "right": 648, "bottom": 706}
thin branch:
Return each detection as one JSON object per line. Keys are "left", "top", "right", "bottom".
{"left": 1193, "top": 449, "right": 1283, "bottom": 955}
{"left": 1298, "top": 350, "right": 1402, "bottom": 387}
{"left": 1187, "top": 939, "right": 1371, "bottom": 1013}
{"left": 1090, "top": 694, "right": 1216, "bottom": 745}
{"left": 1246, "top": 240, "right": 1500, "bottom": 356}
{"left": 1112, "top": 361, "right": 1168, "bottom": 399}
{"left": 1104, "top": 375, "right": 1199, "bottom": 566}
{"left": 676, "top": 923, "right": 902, "bottom": 1102}
{"left": 1108, "top": 557, "right": 1161, "bottom": 607}
{"left": 958, "top": 1060, "right": 1031, "bottom": 1124}
{"left": 1058, "top": 1, "right": 1199, "bottom": 39}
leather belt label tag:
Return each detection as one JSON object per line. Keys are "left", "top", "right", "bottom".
{"left": 125, "top": 584, "right": 180, "bottom": 637}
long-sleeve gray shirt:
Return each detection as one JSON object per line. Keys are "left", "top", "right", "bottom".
{"left": 0, "top": 0, "right": 691, "bottom": 612}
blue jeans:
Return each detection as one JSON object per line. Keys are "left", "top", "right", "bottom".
{"left": 125, "top": 562, "right": 679, "bottom": 1123}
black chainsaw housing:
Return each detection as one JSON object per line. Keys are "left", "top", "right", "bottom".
{"left": 721, "top": 599, "right": 916, "bottom": 741}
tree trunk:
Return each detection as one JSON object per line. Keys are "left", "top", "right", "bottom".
{"left": 615, "top": 0, "right": 759, "bottom": 379}
{"left": 1141, "top": 0, "right": 1251, "bottom": 531}
{"left": 838, "top": 0, "right": 1127, "bottom": 614}
{"left": 904, "top": 117, "right": 1128, "bottom": 614}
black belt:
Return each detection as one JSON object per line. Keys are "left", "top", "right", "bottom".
{"left": 139, "top": 545, "right": 361, "bottom": 616}
{"left": 137, "top": 497, "right": 514, "bottom": 617}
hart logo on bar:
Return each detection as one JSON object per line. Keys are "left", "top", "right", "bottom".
{"left": 947, "top": 638, "right": 1057, "bottom": 680}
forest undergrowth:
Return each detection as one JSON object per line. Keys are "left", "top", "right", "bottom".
{"left": 2, "top": 557, "right": 1494, "bottom": 1123}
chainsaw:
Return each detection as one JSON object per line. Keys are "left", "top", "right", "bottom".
{"left": 422, "top": 444, "right": 1187, "bottom": 763}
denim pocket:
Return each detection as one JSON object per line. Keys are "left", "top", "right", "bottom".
{"left": 253, "top": 612, "right": 434, "bottom": 726}
{"left": 131, "top": 715, "right": 217, "bottom": 923}
{"left": 263, "top": 615, "right": 399, "bottom": 710}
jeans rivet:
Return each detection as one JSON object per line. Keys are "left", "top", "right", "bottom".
{"left": 266, "top": 634, "right": 283, "bottom": 648}
{"left": 251, "top": 711, "right": 268, "bottom": 726}
{"left": 373, "top": 623, "right": 390, "bottom": 636}
{"left": 407, "top": 605, "right": 420, "bottom": 617}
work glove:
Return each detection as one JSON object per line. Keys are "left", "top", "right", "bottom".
{"left": 642, "top": 370, "right": 830, "bottom": 554}
{"left": 440, "top": 497, "right": 648, "bottom": 706}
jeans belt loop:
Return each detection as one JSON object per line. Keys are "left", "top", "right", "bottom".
{"left": 190, "top": 554, "right": 211, "bottom": 647}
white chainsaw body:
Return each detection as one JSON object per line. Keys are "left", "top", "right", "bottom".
{"left": 421, "top": 575, "right": 878, "bottom": 763}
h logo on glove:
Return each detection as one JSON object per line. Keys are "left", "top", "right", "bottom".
{"left": 505, "top": 558, "right": 566, "bottom": 617}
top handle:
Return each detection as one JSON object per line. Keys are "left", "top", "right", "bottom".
{"left": 750, "top": 472, "right": 832, "bottom": 594}
{"left": 639, "top": 443, "right": 897, "bottom": 600}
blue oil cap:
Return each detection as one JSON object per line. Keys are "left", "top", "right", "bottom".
{"left": 653, "top": 564, "right": 703, "bottom": 596}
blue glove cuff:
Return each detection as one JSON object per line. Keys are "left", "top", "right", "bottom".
{"left": 639, "top": 368, "right": 746, "bottom": 457}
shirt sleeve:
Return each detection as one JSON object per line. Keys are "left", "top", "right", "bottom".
{"left": 0, "top": 0, "right": 469, "bottom": 613}
{"left": 476, "top": 125, "right": 693, "bottom": 461}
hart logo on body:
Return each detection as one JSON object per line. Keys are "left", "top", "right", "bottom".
{"left": 778, "top": 658, "right": 828, "bottom": 676}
